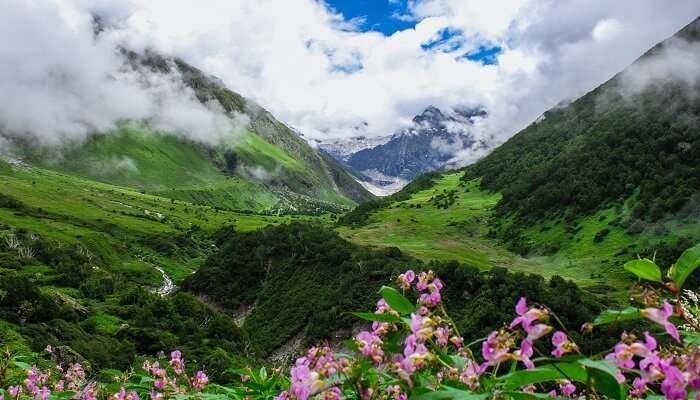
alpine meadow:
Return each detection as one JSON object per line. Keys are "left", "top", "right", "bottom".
{"left": 2, "top": 2, "right": 700, "bottom": 400}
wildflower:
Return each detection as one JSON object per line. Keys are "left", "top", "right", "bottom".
{"left": 376, "top": 299, "right": 392, "bottom": 314}
{"left": 482, "top": 330, "right": 514, "bottom": 366}
{"left": 559, "top": 380, "right": 576, "bottom": 396}
{"left": 416, "top": 271, "right": 433, "bottom": 291}
{"left": 410, "top": 313, "right": 434, "bottom": 341}
{"left": 629, "top": 378, "right": 648, "bottom": 398}
{"left": 320, "top": 387, "right": 342, "bottom": 400}
{"left": 54, "top": 380, "right": 65, "bottom": 392}
{"left": 273, "top": 392, "right": 290, "bottom": 400}
{"left": 401, "top": 335, "right": 430, "bottom": 374}
{"left": 435, "top": 326, "right": 450, "bottom": 347}
{"left": 149, "top": 391, "right": 163, "bottom": 400}
{"left": 526, "top": 323, "right": 552, "bottom": 342}
{"left": 450, "top": 335, "right": 464, "bottom": 349}
{"left": 45, "top": 345, "right": 53, "bottom": 353}
{"left": 39, "top": 386, "right": 51, "bottom": 400}
{"left": 551, "top": 331, "right": 578, "bottom": 358}
{"left": 356, "top": 331, "right": 384, "bottom": 363}
{"left": 660, "top": 365, "right": 687, "bottom": 400}
{"left": 514, "top": 339, "right": 535, "bottom": 369}
{"left": 398, "top": 270, "right": 415, "bottom": 290}
{"left": 418, "top": 291, "right": 441, "bottom": 307}
{"left": 510, "top": 297, "right": 548, "bottom": 331}
{"left": 459, "top": 359, "right": 485, "bottom": 390}
{"left": 290, "top": 364, "right": 324, "bottom": 400}
{"left": 169, "top": 350, "right": 185, "bottom": 375}
{"left": 521, "top": 384, "right": 537, "bottom": 393}
{"left": 641, "top": 300, "right": 680, "bottom": 342}
{"left": 82, "top": 382, "right": 98, "bottom": 400}
{"left": 8, "top": 386, "right": 22, "bottom": 398}
{"left": 192, "top": 371, "right": 209, "bottom": 390}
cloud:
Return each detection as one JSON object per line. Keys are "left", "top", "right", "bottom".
{"left": 1, "top": 0, "right": 699, "bottom": 169}
{"left": 0, "top": 0, "right": 247, "bottom": 147}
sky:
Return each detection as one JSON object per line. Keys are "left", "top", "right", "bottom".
{"left": 2, "top": 0, "right": 700, "bottom": 165}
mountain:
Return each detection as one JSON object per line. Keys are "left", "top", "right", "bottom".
{"left": 461, "top": 15, "right": 700, "bottom": 253}
{"left": 340, "top": 106, "right": 486, "bottom": 194}
{"left": 337, "top": 16, "right": 700, "bottom": 293}
{"left": 1, "top": 50, "right": 375, "bottom": 214}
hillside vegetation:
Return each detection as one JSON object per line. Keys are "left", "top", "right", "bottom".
{"left": 461, "top": 17, "right": 700, "bottom": 256}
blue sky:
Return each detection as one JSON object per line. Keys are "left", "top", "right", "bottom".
{"left": 324, "top": 0, "right": 417, "bottom": 36}
{"left": 325, "top": 0, "right": 503, "bottom": 65}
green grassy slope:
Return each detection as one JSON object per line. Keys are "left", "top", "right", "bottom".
{"left": 0, "top": 160, "right": 314, "bottom": 283}
{"left": 461, "top": 16, "right": 700, "bottom": 256}
{"left": 338, "top": 171, "right": 631, "bottom": 290}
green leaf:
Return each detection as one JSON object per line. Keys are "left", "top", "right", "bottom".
{"left": 414, "top": 386, "right": 489, "bottom": 400}
{"left": 578, "top": 359, "right": 626, "bottom": 400}
{"left": 500, "top": 363, "right": 588, "bottom": 390}
{"left": 12, "top": 361, "right": 31, "bottom": 370}
{"left": 591, "top": 307, "right": 641, "bottom": 326}
{"left": 669, "top": 243, "right": 700, "bottom": 289}
{"left": 379, "top": 286, "right": 416, "bottom": 315}
{"left": 351, "top": 312, "right": 401, "bottom": 323}
{"left": 624, "top": 259, "right": 662, "bottom": 282}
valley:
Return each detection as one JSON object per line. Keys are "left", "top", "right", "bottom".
{"left": 1, "top": 5, "right": 700, "bottom": 399}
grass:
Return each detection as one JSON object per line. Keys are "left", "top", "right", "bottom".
{"left": 338, "top": 172, "right": 631, "bottom": 290}
{"left": 0, "top": 162, "right": 322, "bottom": 284}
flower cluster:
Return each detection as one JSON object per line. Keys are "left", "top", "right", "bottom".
{"left": 270, "top": 267, "right": 700, "bottom": 400}
{"left": 1, "top": 350, "right": 208, "bottom": 400}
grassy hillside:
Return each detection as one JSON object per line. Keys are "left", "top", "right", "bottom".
{"left": 338, "top": 171, "right": 639, "bottom": 291}
{"left": 461, "top": 16, "right": 700, "bottom": 256}
{"left": 0, "top": 160, "right": 334, "bottom": 376}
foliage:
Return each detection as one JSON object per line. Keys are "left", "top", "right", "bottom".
{"left": 4, "top": 244, "right": 700, "bottom": 399}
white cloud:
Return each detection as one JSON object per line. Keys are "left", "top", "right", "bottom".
{"left": 1, "top": 0, "right": 699, "bottom": 168}
{"left": 592, "top": 19, "right": 623, "bottom": 42}
{"left": 0, "top": 0, "right": 247, "bottom": 146}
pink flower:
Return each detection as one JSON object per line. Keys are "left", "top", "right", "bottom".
{"left": 45, "top": 345, "right": 53, "bottom": 353}
{"left": 526, "top": 323, "right": 552, "bottom": 342}
{"left": 435, "top": 327, "right": 450, "bottom": 347}
{"left": 551, "top": 331, "right": 578, "bottom": 358}
{"left": 8, "top": 386, "right": 21, "bottom": 398}
{"left": 273, "top": 392, "right": 290, "bottom": 400}
{"left": 482, "top": 331, "right": 513, "bottom": 366}
{"left": 514, "top": 339, "right": 535, "bottom": 369}
{"left": 290, "top": 364, "right": 324, "bottom": 400}
{"left": 40, "top": 386, "right": 50, "bottom": 400}
{"left": 459, "top": 359, "right": 486, "bottom": 390}
{"left": 410, "top": 313, "right": 434, "bottom": 341}
{"left": 320, "top": 387, "right": 342, "bottom": 400}
{"left": 642, "top": 300, "right": 680, "bottom": 342}
{"left": 54, "top": 380, "right": 65, "bottom": 392}
{"left": 356, "top": 331, "right": 384, "bottom": 363}
{"left": 192, "top": 371, "right": 209, "bottom": 391}
{"left": 510, "top": 298, "right": 548, "bottom": 331}
{"left": 401, "top": 335, "right": 430, "bottom": 374}
{"left": 450, "top": 335, "right": 464, "bottom": 349}
{"left": 606, "top": 343, "right": 636, "bottom": 369}
{"left": 82, "top": 382, "right": 98, "bottom": 400}
{"left": 169, "top": 350, "right": 185, "bottom": 375}
{"left": 376, "top": 299, "right": 392, "bottom": 314}
{"left": 629, "top": 378, "right": 648, "bottom": 398}
{"left": 559, "top": 380, "right": 576, "bottom": 396}
{"left": 661, "top": 365, "right": 687, "bottom": 400}
{"left": 398, "top": 271, "right": 415, "bottom": 290}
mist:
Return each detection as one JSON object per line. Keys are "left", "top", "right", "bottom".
{"left": 0, "top": 0, "right": 247, "bottom": 150}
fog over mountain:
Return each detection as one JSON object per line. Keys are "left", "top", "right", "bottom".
{"left": 2, "top": 0, "right": 699, "bottom": 171}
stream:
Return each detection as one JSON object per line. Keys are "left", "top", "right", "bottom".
{"left": 153, "top": 266, "right": 175, "bottom": 296}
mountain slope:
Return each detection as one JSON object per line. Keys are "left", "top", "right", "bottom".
{"left": 457, "top": 16, "right": 700, "bottom": 254}
{"left": 2, "top": 51, "right": 374, "bottom": 214}
{"left": 336, "top": 16, "right": 700, "bottom": 291}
